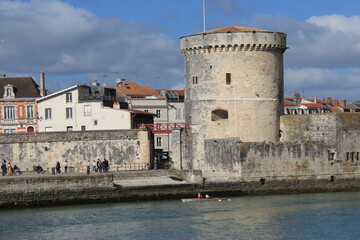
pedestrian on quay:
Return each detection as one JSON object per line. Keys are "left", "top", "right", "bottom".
{"left": 97, "top": 159, "right": 102, "bottom": 173}
{"left": 56, "top": 161, "right": 61, "bottom": 174}
{"left": 1, "top": 160, "right": 7, "bottom": 176}
{"left": 92, "top": 160, "right": 97, "bottom": 172}
{"left": 103, "top": 159, "right": 109, "bottom": 173}
{"left": 86, "top": 160, "right": 91, "bottom": 174}
{"left": 64, "top": 160, "right": 68, "bottom": 173}
{"left": 7, "top": 163, "right": 13, "bottom": 176}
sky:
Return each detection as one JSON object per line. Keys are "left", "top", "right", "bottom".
{"left": 1, "top": 0, "right": 360, "bottom": 101}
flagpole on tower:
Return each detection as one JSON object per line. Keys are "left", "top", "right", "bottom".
{"left": 203, "top": 0, "right": 206, "bottom": 32}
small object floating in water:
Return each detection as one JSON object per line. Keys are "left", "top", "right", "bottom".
{"left": 181, "top": 198, "right": 223, "bottom": 203}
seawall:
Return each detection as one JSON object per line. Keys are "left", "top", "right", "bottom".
{"left": 1, "top": 170, "right": 360, "bottom": 208}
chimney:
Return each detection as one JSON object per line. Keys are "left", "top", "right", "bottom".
{"left": 293, "top": 92, "right": 301, "bottom": 104}
{"left": 40, "top": 71, "right": 46, "bottom": 97}
{"left": 91, "top": 81, "right": 99, "bottom": 86}
{"left": 313, "top": 95, "right": 318, "bottom": 103}
{"left": 113, "top": 101, "right": 120, "bottom": 109}
{"left": 340, "top": 98, "right": 347, "bottom": 107}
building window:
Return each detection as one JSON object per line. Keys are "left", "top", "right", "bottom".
{"left": 66, "top": 108, "right": 73, "bottom": 119}
{"left": 81, "top": 126, "right": 86, "bottom": 131}
{"left": 67, "top": 126, "right": 73, "bottom": 131}
{"left": 66, "top": 92, "right": 72, "bottom": 103}
{"left": 192, "top": 76, "right": 198, "bottom": 84}
{"left": 211, "top": 109, "right": 229, "bottom": 121}
{"left": 156, "top": 137, "right": 162, "bottom": 147}
{"left": 226, "top": 73, "right": 231, "bottom": 85}
{"left": 6, "top": 88, "right": 12, "bottom": 97}
{"left": 84, "top": 105, "right": 91, "bottom": 116}
{"left": 176, "top": 108, "right": 182, "bottom": 120}
{"left": 45, "top": 108, "right": 52, "bottom": 120}
{"left": 27, "top": 106, "right": 34, "bottom": 119}
{"left": 144, "top": 110, "right": 149, "bottom": 112}
{"left": 156, "top": 110, "right": 161, "bottom": 118}
{"left": 4, "top": 128, "right": 16, "bottom": 133}
{"left": 3, "top": 106, "right": 15, "bottom": 119}
{"left": 45, "top": 127, "right": 53, "bottom": 132}
{"left": 94, "top": 120, "right": 98, "bottom": 125}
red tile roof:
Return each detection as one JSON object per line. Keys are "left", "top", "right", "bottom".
{"left": 112, "top": 82, "right": 165, "bottom": 99}
{"left": 301, "top": 103, "right": 329, "bottom": 108}
{"left": 201, "top": 26, "right": 267, "bottom": 34}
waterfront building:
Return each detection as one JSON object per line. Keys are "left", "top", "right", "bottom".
{"left": 284, "top": 93, "right": 360, "bottom": 114}
{"left": 113, "top": 81, "right": 169, "bottom": 153}
{"left": 36, "top": 81, "right": 153, "bottom": 132}
{"left": 0, "top": 73, "right": 44, "bottom": 133}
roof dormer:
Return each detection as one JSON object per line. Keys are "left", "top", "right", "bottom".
{"left": 3, "top": 84, "right": 16, "bottom": 98}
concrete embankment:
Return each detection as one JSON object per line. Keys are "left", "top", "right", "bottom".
{"left": 1, "top": 170, "right": 360, "bottom": 208}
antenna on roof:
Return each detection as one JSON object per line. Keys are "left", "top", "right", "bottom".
{"left": 203, "top": 0, "right": 206, "bottom": 32}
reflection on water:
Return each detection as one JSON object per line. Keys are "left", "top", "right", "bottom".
{"left": 0, "top": 192, "right": 360, "bottom": 240}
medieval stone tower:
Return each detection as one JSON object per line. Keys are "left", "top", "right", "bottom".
{"left": 180, "top": 26, "right": 287, "bottom": 171}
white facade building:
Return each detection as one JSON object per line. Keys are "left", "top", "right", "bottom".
{"left": 36, "top": 84, "right": 133, "bottom": 132}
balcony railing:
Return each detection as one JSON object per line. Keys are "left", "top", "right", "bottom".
{"left": 0, "top": 118, "right": 36, "bottom": 125}
{"left": 78, "top": 94, "right": 117, "bottom": 102}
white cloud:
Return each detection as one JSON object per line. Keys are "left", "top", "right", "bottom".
{"left": 0, "top": 0, "right": 183, "bottom": 90}
{"left": 254, "top": 14, "right": 360, "bottom": 68}
{"left": 284, "top": 68, "right": 360, "bottom": 101}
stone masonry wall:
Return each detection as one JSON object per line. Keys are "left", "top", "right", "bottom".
{"left": 0, "top": 129, "right": 151, "bottom": 171}
{"left": 204, "top": 139, "right": 360, "bottom": 181}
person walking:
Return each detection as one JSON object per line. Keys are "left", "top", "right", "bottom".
{"left": 56, "top": 161, "right": 61, "bottom": 174}
{"left": 86, "top": 160, "right": 91, "bottom": 175}
{"left": 7, "top": 163, "right": 13, "bottom": 176}
{"left": 1, "top": 160, "right": 7, "bottom": 176}
{"left": 92, "top": 160, "right": 97, "bottom": 172}
{"left": 64, "top": 160, "right": 68, "bottom": 173}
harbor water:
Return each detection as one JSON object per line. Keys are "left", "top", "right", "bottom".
{"left": 1, "top": 191, "right": 360, "bottom": 240}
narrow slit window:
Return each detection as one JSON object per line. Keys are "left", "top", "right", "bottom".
{"left": 226, "top": 73, "right": 231, "bottom": 85}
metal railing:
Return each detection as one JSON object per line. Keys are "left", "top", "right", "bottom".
{"left": 78, "top": 94, "right": 117, "bottom": 102}
{"left": 70, "top": 163, "right": 149, "bottom": 173}
{"left": 0, "top": 118, "right": 36, "bottom": 125}
{"left": 138, "top": 122, "right": 187, "bottom": 133}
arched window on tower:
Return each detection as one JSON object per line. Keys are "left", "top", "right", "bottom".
{"left": 211, "top": 109, "right": 229, "bottom": 121}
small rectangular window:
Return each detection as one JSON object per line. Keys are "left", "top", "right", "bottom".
{"left": 226, "top": 73, "right": 231, "bottom": 85}
{"left": 67, "top": 126, "right": 73, "bottom": 131}
{"left": 66, "top": 108, "right": 73, "bottom": 119}
{"left": 45, "top": 108, "right": 52, "bottom": 120}
{"left": 94, "top": 120, "right": 98, "bottom": 125}
{"left": 144, "top": 110, "right": 149, "bottom": 112}
{"left": 84, "top": 105, "right": 91, "bottom": 116}
{"left": 156, "top": 110, "right": 161, "bottom": 118}
{"left": 27, "top": 106, "right": 34, "bottom": 119}
{"left": 4, "top": 106, "right": 15, "bottom": 119}
{"left": 176, "top": 108, "right": 181, "bottom": 120}
{"left": 192, "top": 76, "right": 198, "bottom": 84}
{"left": 45, "top": 127, "right": 53, "bottom": 132}
{"left": 66, "top": 92, "right": 72, "bottom": 103}
{"left": 156, "top": 137, "right": 162, "bottom": 147}
{"left": 81, "top": 126, "right": 86, "bottom": 131}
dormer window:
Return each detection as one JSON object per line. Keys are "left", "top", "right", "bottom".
{"left": 3, "top": 84, "right": 16, "bottom": 98}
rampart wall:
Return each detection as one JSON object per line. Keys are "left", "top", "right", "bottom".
{"left": 0, "top": 129, "right": 152, "bottom": 171}
{"left": 202, "top": 113, "right": 360, "bottom": 180}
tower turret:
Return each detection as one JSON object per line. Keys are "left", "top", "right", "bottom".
{"left": 180, "top": 26, "right": 287, "bottom": 170}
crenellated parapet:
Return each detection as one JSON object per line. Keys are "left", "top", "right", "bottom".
{"left": 181, "top": 43, "right": 287, "bottom": 56}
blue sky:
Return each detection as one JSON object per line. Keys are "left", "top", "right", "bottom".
{"left": 1, "top": 0, "right": 360, "bottom": 101}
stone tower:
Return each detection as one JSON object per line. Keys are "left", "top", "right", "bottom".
{"left": 180, "top": 26, "right": 287, "bottom": 171}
